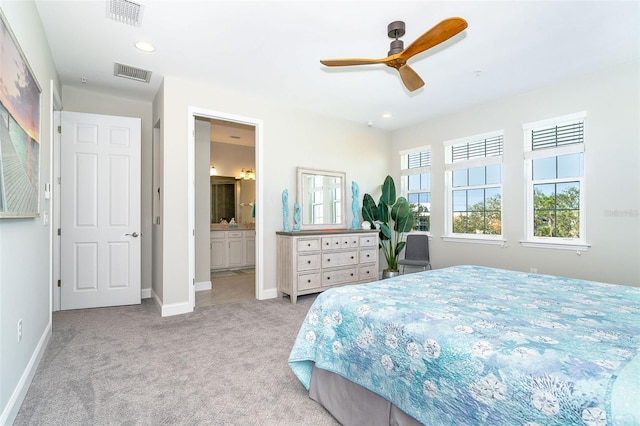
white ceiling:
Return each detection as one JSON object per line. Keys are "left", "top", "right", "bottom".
{"left": 34, "top": 1, "right": 639, "bottom": 131}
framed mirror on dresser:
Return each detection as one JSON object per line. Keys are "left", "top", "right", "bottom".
{"left": 296, "top": 167, "right": 346, "bottom": 230}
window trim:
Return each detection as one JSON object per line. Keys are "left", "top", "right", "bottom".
{"left": 444, "top": 131, "right": 504, "bottom": 240}
{"left": 400, "top": 146, "right": 432, "bottom": 234}
{"left": 522, "top": 112, "right": 589, "bottom": 250}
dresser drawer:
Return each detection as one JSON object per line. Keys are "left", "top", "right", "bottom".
{"left": 359, "top": 248, "right": 376, "bottom": 264}
{"left": 322, "top": 236, "right": 344, "bottom": 250}
{"left": 345, "top": 235, "right": 359, "bottom": 248}
{"left": 297, "top": 272, "right": 321, "bottom": 291}
{"left": 359, "top": 265, "right": 378, "bottom": 282}
{"left": 322, "top": 250, "right": 357, "bottom": 268}
{"left": 298, "top": 253, "right": 321, "bottom": 271}
{"left": 359, "top": 235, "right": 378, "bottom": 247}
{"left": 297, "top": 238, "right": 321, "bottom": 252}
{"left": 322, "top": 267, "right": 358, "bottom": 286}
{"left": 227, "top": 231, "right": 243, "bottom": 238}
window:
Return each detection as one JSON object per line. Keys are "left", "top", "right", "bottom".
{"left": 400, "top": 148, "right": 431, "bottom": 232}
{"left": 444, "top": 131, "right": 504, "bottom": 240}
{"left": 523, "top": 112, "right": 588, "bottom": 249}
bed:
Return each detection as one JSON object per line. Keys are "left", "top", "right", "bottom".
{"left": 288, "top": 265, "right": 640, "bottom": 425}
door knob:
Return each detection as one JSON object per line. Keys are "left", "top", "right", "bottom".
{"left": 125, "top": 232, "right": 139, "bottom": 237}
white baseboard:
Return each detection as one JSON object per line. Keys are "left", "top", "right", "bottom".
{"left": 1, "top": 321, "right": 51, "bottom": 426}
{"left": 195, "top": 280, "right": 211, "bottom": 292}
{"left": 141, "top": 287, "right": 151, "bottom": 299}
{"left": 260, "top": 287, "right": 278, "bottom": 300}
{"left": 151, "top": 288, "right": 194, "bottom": 317}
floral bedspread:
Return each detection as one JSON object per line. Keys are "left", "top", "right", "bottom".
{"left": 288, "top": 265, "right": 640, "bottom": 425}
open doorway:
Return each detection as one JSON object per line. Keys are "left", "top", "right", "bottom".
{"left": 188, "top": 108, "right": 263, "bottom": 309}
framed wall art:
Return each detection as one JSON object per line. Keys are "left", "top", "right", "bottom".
{"left": 0, "top": 9, "right": 42, "bottom": 218}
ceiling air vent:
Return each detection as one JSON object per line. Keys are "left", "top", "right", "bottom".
{"left": 106, "top": 0, "right": 144, "bottom": 27}
{"left": 114, "top": 63, "right": 152, "bottom": 83}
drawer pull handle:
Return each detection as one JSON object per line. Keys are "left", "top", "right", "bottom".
{"left": 327, "top": 259, "right": 331, "bottom": 262}
{"left": 307, "top": 260, "right": 311, "bottom": 264}
{"left": 351, "top": 256, "right": 354, "bottom": 259}
{"left": 307, "top": 279, "right": 311, "bottom": 283}
{"left": 327, "top": 277, "right": 330, "bottom": 280}
{"left": 350, "top": 273, "right": 354, "bottom": 276}
{"left": 308, "top": 243, "right": 311, "bottom": 247}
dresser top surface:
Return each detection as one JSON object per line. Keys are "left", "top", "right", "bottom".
{"left": 276, "top": 229, "right": 377, "bottom": 236}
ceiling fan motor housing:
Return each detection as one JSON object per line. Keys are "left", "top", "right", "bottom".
{"left": 387, "top": 21, "right": 406, "bottom": 55}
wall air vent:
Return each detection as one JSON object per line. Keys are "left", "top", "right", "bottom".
{"left": 106, "top": 0, "right": 144, "bottom": 27}
{"left": 114, "top": 63, "right": 152, "bottom": 83}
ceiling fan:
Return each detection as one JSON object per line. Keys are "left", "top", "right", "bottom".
{"left": 320, "top": 17, "right": 468, "bottom": 92}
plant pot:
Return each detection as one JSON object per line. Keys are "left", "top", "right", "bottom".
{"left": 382, "top": 269, "right": 400, "bottom": 279}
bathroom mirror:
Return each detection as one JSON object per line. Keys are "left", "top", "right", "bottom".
{"left": 211, "top": 176, "right": 238, "bottom": 223}
{"left": 297, "top": 167, "right": 346, "bottom": 230}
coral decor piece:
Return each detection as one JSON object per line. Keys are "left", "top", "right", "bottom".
{"left": 282, "top": 189, "right": 290, "bottom": 231}
{"left": 351, "top": 181, "right": 360, "bottom": 230}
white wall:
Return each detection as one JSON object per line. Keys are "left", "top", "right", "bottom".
{"left": 153, "top": 75, "right": 391, "bottom": 308}
{"left": 61, "top": 86, "right": 154, "bottom": 294}
{"left": 210, "top": 141, "right": 255, "bottom": 182}
{"left": 391, "top": 61, "right": 640, "bottom": 287}
{"left": 0, "top": 1, "right": 60, "bottom": 423}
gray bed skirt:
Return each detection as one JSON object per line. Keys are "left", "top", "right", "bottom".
{"left": 309, "top": 365, "right": 423, "bottom": 426}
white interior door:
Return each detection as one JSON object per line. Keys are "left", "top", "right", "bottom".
{"left": 60, "top": 111, "right": 141, "bottom": 310}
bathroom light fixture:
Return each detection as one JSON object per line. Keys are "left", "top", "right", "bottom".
{"left": 382, "top": 113, "right": 393, "bottom": 118}
{"left": 238, "top": 168, "right": 255, "bottom": 180}
{"left": 210, "top": 165, "right": 217, "bottom": 176}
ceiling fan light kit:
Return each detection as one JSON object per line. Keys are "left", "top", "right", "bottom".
{"left": 320, "top": 17, "right": 468, "bottom": 92}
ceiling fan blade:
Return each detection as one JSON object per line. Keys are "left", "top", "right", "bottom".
{"left": 400, "top": 17, "right": 468, "bottom": 60}
{"left": 398, "top": 65, "right": 424, "bottom": 92}
{"left": 320, "top": 57, "right": 390, "bottom": 67}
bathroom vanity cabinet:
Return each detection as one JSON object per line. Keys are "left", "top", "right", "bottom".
{"left": 211, "top": 229, "right": 255, "bottom": 270}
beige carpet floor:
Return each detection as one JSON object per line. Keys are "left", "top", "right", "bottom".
{"left": 13, "top": 294, "right": 337, "bottom": 425}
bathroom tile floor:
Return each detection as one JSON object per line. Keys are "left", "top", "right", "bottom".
{"left": 196, "top": 269, "right": 255, "bottom": 308}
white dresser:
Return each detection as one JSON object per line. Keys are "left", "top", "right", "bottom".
{"left": 276, "top": 230, "right": 379, "bottom": 303}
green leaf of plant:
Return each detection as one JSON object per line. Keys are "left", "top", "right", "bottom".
{"left": 395, "top": 241, "right": 406, "bottom": 257}
{"left": 361, "top": 193, "right": 378, "bottom": 224}
{"left": 379, "top": 223, "right": 392, "bottom": 240}
{"left": 391, "top": 197, "right": 414, "bottom": 232}
{"left": 378, "top": 199, "right": 390, "bottom": 224}
{"left": 380, "top": 175, "right": 396, "bottom": 206}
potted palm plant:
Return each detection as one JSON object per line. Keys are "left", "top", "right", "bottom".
{"left": 362, "top": 175, "right": 414, "bottom": 278}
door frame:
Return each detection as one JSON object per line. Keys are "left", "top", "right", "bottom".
{"left": 50, "top": 81, "right": 62, "bottom": 312}
{"left": 187, "top": 107, "right": 264, "bottom": 309}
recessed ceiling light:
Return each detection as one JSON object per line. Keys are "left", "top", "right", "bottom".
{"left": 134, "top": 41, "right": 155, "bottom": 52}
{"left": 382, "top": 113, "right": 393, "bottom": 118}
